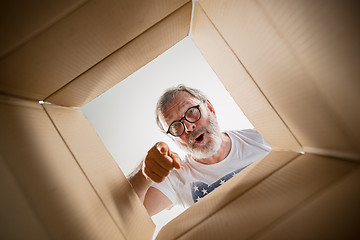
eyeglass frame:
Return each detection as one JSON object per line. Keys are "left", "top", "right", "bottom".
{"left": 166, "top": 104, "right": 202, "bottom": 137}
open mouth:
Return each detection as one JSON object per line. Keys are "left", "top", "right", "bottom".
{"left": 194, "top": 133, "right": 205, "bottom": 144}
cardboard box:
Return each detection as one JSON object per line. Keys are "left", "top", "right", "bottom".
{"left": 1, "top": 0, "right": 359, "bottom": 239}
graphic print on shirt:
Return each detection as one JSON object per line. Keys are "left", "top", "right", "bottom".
{"left": 191, "top": 166, "right": 247, "bottom": 203}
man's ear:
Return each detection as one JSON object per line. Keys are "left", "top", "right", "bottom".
{"left": 206, "top": 99, "right": 216, "bottom": 115}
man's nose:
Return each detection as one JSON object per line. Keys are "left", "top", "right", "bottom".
{"left": 183, "top": 120, "right": 196, "bottom": 133}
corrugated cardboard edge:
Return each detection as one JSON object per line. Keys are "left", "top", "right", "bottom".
{"left": 0, "top": 0, "right": 190, "bottom": 102}
{"left": 0, "top": 94, "right": 125, "bottom": 239}
{"left": 45, "top": 1, "right": 192, "bottom": 107}
{"left": 191, "top": 2, "right": 302, "bottom": 151}
{"left": 0, "top": 0, "right": 88, "bottom": 59}
{"left": 43, "top": 104, "right": 155, "bottom": 240}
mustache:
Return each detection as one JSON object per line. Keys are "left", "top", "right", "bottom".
{"left": 188, "top": 127, "right": 209, "bottom": 147}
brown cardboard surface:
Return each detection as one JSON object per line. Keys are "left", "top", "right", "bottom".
{"left": 191, "top": 3, "right": 301, "bottom": 151}
{"left": 2, "top": 0, "right": 360, "bottom": 238}
{"left": 159, "top": 153, "right": 359, "bottom": 239}
{"left": 0, "top": 156, "right": 49, "bottom": 239}
{"left": 157, "top": 150, "right": 300, "bottom": 239}
{"left": 0, "top": 95, "right": 124, "bottom": 239}
{"left": 196, "top": 0, "right": 360, "bottom": 158}
{"left": 43, "top": 104, "right": 155, "bottom": 239}
{"left": 258, "top": 0, "right": 360, "bottom": 157}
{"left": 254, "top": 167, "right": 360, "bottom": 240}
{"left": 0, "top": 0, "right": 189, "bottom": 101}
{"left": 0, "top": 0, "right": 87, "bottom": 58}
{"left": 46, "top": 2, "right": 192, "bottom": 107}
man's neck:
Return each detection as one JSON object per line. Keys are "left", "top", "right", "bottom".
{"left": 194, "top": 132, "right": 231, "bottom": 165}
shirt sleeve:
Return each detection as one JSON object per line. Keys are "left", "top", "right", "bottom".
{"left": 150, "top": 176, "right": 178, "bottom": 205}
{"left": 237, "top": 128, "right": 272, "bottom": 151}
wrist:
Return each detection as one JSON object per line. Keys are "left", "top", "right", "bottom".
{"left": 141, "top": 160, "right": 152, "bottom": 182}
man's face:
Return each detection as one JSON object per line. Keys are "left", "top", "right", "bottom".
{"left": 159, "top": 91, "right": 222, "bottom": 159}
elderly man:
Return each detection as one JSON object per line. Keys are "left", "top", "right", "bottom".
{"left": 129, "top": 85, "right": 270, "bottom": 216}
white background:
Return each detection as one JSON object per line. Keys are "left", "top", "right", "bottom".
{"left": 81, "top": 37, "right": 253, "bottom": 237}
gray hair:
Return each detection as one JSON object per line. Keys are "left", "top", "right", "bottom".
{"left": 155, "top": 84, "right": 207, "bottom": 133}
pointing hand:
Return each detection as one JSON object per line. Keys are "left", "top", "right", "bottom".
{"left": 142, "top": 142, "right": 181, "bottom": 183}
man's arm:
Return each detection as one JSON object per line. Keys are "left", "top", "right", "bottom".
{"left": 128, "top": 165, "right": 153, "bottom": 203}
{"left": 144, "top": 187, "right": 172, "bottom": 216}
{"left": 127, "top": 142, "right": 181, "bottom": 216}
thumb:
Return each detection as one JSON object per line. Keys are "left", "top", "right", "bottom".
{"left": 156, "top": 142, "right": 169, "bottom": 155}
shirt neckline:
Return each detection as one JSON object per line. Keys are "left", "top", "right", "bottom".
{"left": 187, "top": 131, "right": 234, "bottom": 168}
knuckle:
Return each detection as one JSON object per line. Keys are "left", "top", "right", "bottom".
{"left": 144, "top": 168, "right": 151, "bottom": 176}
{"left": 163, "top": 170, "right": 170, "bottom": 177}
{"left": 153, "top": 176, "right": 163, "bottom": 183}
{"left": 159, "top": 168, "right": 168, "bottom": 177}
{"left": 159, "top": 168, "right": 169, "bottom": 177}
{"left": 164, "top": 163, "right": 173, "bottom": 170}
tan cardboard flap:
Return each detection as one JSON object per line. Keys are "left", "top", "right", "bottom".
{"left": 0, "top": 0, "right": 189, "bottom": 101}
{"left": 158, "top": 152, "right": 359, "bottom": 239}
{"left": 191, "top": 3, "right": 301, "bottom": 151}
{"left": 44, "top": 104, "right": 155, "bottom": 239}
{"left": 46, "top": 2, "right": 192, "bottom": 107}
{"left": 0, "top": 0, "right": 86, "bottom": 58}
{"left": 254, "top": 167, "right": 360, "bottom": 240}
{"left": 196, "top": 0, "right": 360, "bottom": 159}
{"left": 157, "top": 150, "right": 300, "bottom": 239}
{"left": 257, "top": 0, "right": 360, "bottom": 158}
{"left": 0, "top": 156, "right": 48, "bottom": 240}
{"left": 0, "top": 95, "right": 124, "bottom": 239}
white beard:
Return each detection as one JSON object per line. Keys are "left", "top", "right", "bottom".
{"left": 175, "top": 111, "right": 222, "bottom": 159}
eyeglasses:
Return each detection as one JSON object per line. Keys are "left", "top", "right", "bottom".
{"left": 166, "top": 104, "right": 202, "bottom": 137}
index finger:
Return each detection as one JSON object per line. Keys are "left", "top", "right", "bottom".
{"left": 156, "top": 142, "right": 169, "bottom": 155}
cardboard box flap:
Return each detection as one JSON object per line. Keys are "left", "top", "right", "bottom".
{"left": 257, "top": 0, "right": 360, "bottom": 159}
{"left": 157, "top": 152, "right": 360, "bottom": 239}
{"left": 0, "top": 0, "right": 190, "bottom": 102}
{"left": 46, "top": 2, "right": 192, "bottom": 107}
{"left": 157, "top": 150, "right": 300, "bottom": 239}
{"left": 43, "top": 104, "right": 155, "bottom": 239}
{"left": 195, "top": 0, "right": 360, "bottom": 159}
{"left": 0, "top": 95, "right": 124, "bottom": 239}
{"left": 191, "top": 3, "right": 301, "bottom": 151}
{"left": 0, "top": 156, "right": 48, "bottom": 239}
{"left": 0, "top": 0, "right": 86, "bottom": 58}
{"left": 254, "top": 167, "right": 360, "bottom": 240}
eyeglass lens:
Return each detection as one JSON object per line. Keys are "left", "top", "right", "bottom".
{"left": 169, "top": 106, "right": 201, "bottom": 136}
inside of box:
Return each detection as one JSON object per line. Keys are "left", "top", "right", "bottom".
{"left": 80, "top": 36, "right": 257, "bottom": 236}
{"left": 1, "top": 0, "right": 359, "bottom": 239}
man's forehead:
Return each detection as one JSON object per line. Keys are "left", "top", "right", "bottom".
{"left": 163, "top": 101, "right": 191, "bottom": 119}
{"left": 162, "top": 92, "right": 199, "bottom": 122}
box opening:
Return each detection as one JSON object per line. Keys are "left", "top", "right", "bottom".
{"left": 81, "top": 36, "right": 264, "bottom": 237}
{"left": 2, "top": 0, "right": 359, "bottom": 239}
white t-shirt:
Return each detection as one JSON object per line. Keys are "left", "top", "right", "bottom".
{"left": 151, "top": 129, "right": 271, "bottom": 208}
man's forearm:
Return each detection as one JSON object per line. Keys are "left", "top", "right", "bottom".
{"left": 127, "top": 162, "right": 153, "bottom": 202}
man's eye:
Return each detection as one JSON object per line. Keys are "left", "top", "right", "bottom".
{"left": 171, "top": 122, "right": 181, "bottom": 131}
{"left": 187, "top": 107, "right": 198, "bottom": 118}
{"left": 187, "top": 108, "right": 194, "bottom": 115}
